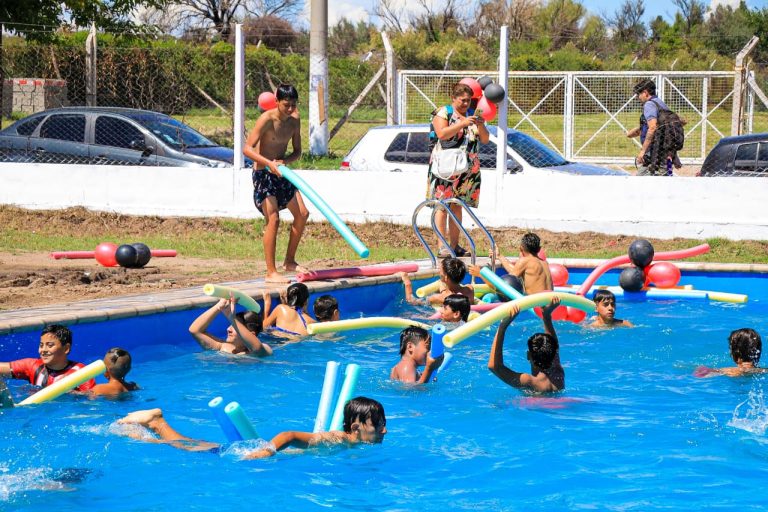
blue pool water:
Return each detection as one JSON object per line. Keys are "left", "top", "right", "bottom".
{"left": 2, "top": 270, "right": 768, "bottom": 511}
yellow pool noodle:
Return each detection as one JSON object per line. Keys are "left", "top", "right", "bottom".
{"left": 18, "top": 360, "right": 106, "bottom": 406}
{"left": 203, "top": 284, "right": 261, "bottom": 314}
{"left": 415, "top": 280, "right": 441, "bottom": 298}
{"left": 705, "top": 291, "right": 748, "bottom": 303}
{"left": 308, "top": 317, "right": 430, "bottom": 335}
{"left": 443, "top": 292, "right": 596, "bottom": 348}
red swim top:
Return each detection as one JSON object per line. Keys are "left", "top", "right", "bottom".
{"left": 10, "top": 358, "right": 96, "bottom": 392}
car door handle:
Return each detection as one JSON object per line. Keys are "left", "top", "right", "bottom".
{"left": 390, "top": 168, "right": 402, "bottom": 172}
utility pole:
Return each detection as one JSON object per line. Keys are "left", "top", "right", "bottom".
{"left": 309, "top": 0, "right": 328, "bottom": 155}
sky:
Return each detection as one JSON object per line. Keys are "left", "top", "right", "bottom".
{"left": 311, "top": 0, "right": 768, "bottom": 27}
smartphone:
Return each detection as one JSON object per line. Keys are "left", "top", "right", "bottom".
{"left": 473, "top": 109, "right": 483, "bottom": 120}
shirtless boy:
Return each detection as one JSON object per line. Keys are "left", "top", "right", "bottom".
{"left": 495, "top": 233, "right": 553, "bottom": 294}
{"left": 589, "top": 290, "right": 633, "bottom": 328}
{"left": 697, "top": 328, "right": 768, "bottom": 378}
{"left": 90, "top": 348, "right": 139, "bottom": 396}
{"left": 390, "top": 326, "right": 444, "bottom": 384}
{"left": 243, "top": 84, "right": 308, "bottom": 283}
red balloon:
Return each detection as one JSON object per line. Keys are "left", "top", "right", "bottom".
{"left": 647, "top": 261, "right": 681, "bottom": 288}
{"left": 95, "top": 242, "right": 118, "bottom": 267}
{"left": 475, "top": 96, "right": 497, "bottom": 121}
{"left": 550, "top": 263, "right": 569, "bottom": 287}
{"left": 258, "top": 91, "right": 277, "bottom": 111}
{"left": 534, "top": 305, "right": 568, "bottom": 321}
{"left": 459, "top": 77, "right": 482, "bottom": 99}
{"left": 539, "top": 248, "right": 548, "bottom": 260}
{"left": 566, "top": 307, "right": 586, "bottom": 324}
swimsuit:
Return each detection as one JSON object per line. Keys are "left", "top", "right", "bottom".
{"left": 267, "top": 307, "right": 308, "bottom": 337}
{"left": 252, "top": 169, "right": 298, "bottom": 212}
{"left": 10, "top": 358, "right": 96, "bottom": 391}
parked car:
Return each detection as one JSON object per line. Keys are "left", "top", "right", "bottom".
{"left": 341, "top": 124, "right": 628, "bottom": 176}
{"left": 697, "top": 132, "right": 768, "bottom": 177}
{"left": 0, "top": 107, "right": 242, "bottom": 167}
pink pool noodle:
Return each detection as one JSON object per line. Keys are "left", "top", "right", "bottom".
{"left": 296, "top": 263, "right": 419, "bottom": 282}
{"left": 50, "top": 249, "right": 178, "bottom": 260}
{"left": 575, "top": 243, "right": 710, "bottom": 296}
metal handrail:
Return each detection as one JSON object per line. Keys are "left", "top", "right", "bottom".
{"left": 440, "top": 198, "right": 497, "bottom": 271}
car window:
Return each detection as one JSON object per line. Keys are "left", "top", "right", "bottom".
{"left": 127, "top": 113, "right": 216, "bottom": 150}
{"left": 95, "top": 116, "right": 145, "bottom": 149}
{"left": 757, "top": 143, "right": 768, "bottom": 174}
{"left": 405, "top": 132, "right": 430, "bottom": 165}
{"left": 384, "top": 132, "right": 407, "bottom": 162}
{"left": 39, "top": 114, "right": 86, "bottom": 142}
{"left": 506, "top": 131, "right": 567, "bottom": 167}
{"left": 16, "top": 116, "right": 44, "bottom": 136}
{"left": 734, "top": 143, "right": 757, "bottom": 173}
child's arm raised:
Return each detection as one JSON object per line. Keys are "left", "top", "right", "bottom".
{"left": 487, "top": 306, "right": 533, "bottom": 389}
{"left": 261, "top": 290, "right": 280, "bottom": 328}
{"left": 540, "top": 296, "right": 561, "bottom": 344}
{"left": 188, "top": 300, "right": 228, "bottom": 351}
{"left": 398, "top": 272, "right": 421, "bottom": 305}
{"left": 223, "top": 297, "right": 273, "bottom": 357}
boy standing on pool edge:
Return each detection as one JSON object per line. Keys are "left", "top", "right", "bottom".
{"left": 244, "top": 84, "right": 309, "bottom": 284}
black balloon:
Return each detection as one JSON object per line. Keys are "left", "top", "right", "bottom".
{"left": 619, "top": 266, "right": 645, "bottom": 292}
{"left": 628, "top": 239, "right": 655, "bottom": 268}
{"left": 498, "top": 274, "right": 524, "bottom": 301}
{"left": 132, "top": 243, "right": 152, "bottom": 268}
{"left": 483, "top": 83, "right": 506, "bottom": 104}
{"left": 477, "top": 75, "right": 493, "bottom": 90}
{"left": 115, "top": 244, "right": 138, "bottom": 268}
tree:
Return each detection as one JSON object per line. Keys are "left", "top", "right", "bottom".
{"left": 470, "top": 0, "right": 539, "bottom": 43}
{"left": 374, "top": 0, "right": 408, "bottom": 34}
{"left": 329, "top": 18, "right": 374, "bottom": 58}
{"left": 706, "top": 3, "right": 752, "bottom": 55}
{"left": 238, "top": 15, "right": 297, "bottom": 52}
{"left": 606, "top": 0, "right": 646, "bottom": 47}
{"left": 580, "top": 15, "right": 607, "bottom": 54}
{"left": 410, "top": 0, "right": 463, "bottom": 44}
{"left": 672, "top": 0, "right": 706, "bottom": 34}
{"left": 535, "top": 0, "right": 586, "bottom": 50}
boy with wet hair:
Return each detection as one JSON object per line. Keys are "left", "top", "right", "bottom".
{"left": 493, "top": 232, "right": 553, "bottom": 295}
{"left": 390, "top": 326, "right": 444, "bottom": 384}
{"left": 698, "top": 328, "right": 767, "bottom": 377}
{"left": 589, "top": 290, "right": 633, "bottom": 327}
{"left": 0, "top": 324, "right": 95, "bottom": 392}
{"left": 313, "top": 295, "right": 340, "bottom": 322}
{"left": 116, "top": 396, "right": 387, "bottom": 458}
{"left": 488, "top": 297, "right": 564, "bottom": 392}
{"left": 440, "top": 293, "right": 470, "bottom": 323}
{"left": 400, "top": 257, "right": 475, "bottom": 306}
{"left": 91, "top": 348, "right": 139, "bottom": 396}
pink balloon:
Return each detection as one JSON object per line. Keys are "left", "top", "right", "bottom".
{"left": 459, "top": 77, "right": 482, "bottom": 99}
{"left": 94, "top": 242, "right": 118, "bottom": 267}
{"left": 550, "top": 263, "right": 569, "bottom": 287}
{"left": 647, "top": 261, "right": 681, "bottom": 288}
{"left": 258, "top": 91, "right": 277, "bottom": 111}
{"left": 475, "top": 96, "right": 497, "bottom": 121}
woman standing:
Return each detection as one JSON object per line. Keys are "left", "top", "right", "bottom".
{"left": 428, "top": 82, "right": 490, "bottom": 257}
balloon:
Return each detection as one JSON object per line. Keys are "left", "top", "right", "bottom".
{"left": 475, "top": 96, "right": 497, "bottom": 121}
{"left": 483, "top": 83, "right": 505, "bottom": 104}
{"left": 115, "top": 244, "right": 138, "bottom": 268}
{"left": 258, "top": 91, "right": 277, "bottom": 111}
{"left": 477, "top": 75, "right": 493, "bottom": 90}
{"left": 132, "top": 243, "right": 152, "bottom": 268}
{"left": 94, "top": 242, "right": 118, "bottom": 267}
{"left": 497, "top": 274, "right": 524, "bottom": 302}
{"left": 566, "top": 306, "right": 587, "bottom": 323}
{"left": 550, "top": 263, "right": 569, "bottom": 287}
{"left": 459, "top": 77, "right": 482, "bottom": 99}
{"left": 534, "top": 305, "right": 568, "bottom": 321}
{"left": 646, "top": 261, "right": 681, "bottom": 288}
{"left": 481, "top": 293, "right": 500, "bottom": 303}
{"left": 619, "top": 266, "right": 645, "bottom": 292}
{"left": 539, "top": 248, "right": 548, "bottom": 260}
{"left": 628, "top": 239, "right": 654, "bottom": 268}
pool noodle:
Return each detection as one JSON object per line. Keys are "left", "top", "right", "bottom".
{"left": 555, "top": 285, "right": 746, "bottom": 303}
{"left": 17, "top": 360, "right": 105, "bottom": 406}
{"left": 278, "top": 165, "right": 369, "bottom": 258}
{"left": 203, "top": 284, "right": 261, "bottom": 314}
{"left": 416, "top": 280, "right": 441, "bottom": 298}
{"left": 50, "top": 249, "right": 177, "bottom": 259}
{"left": 329, "top": 364, "right": 361, "bottom": 431}
{"left": 436, "top": 352, "right": 453, "bottom": 375}
{"left": 479, "top": 267, "right": 538, "bottom": 318}
{"left": 307, "top": 317, "right": 429, "bottom": 335}
{"left": 443, "top": 292, "right": 595, "bottom": 348}
{"left": 314, "top": 361, "right": 341, "bottom": 433}
{"left": 575, "top": 243, "right": 710, "bottom": 296}
{"left": 297, "top": 263, "right": 419, "bottom": 283}
{"left": 208, "top": 396, "right": 243, "bottom": 442}
{"left": 224, "top": 401, "right": 259, "bottom": 440}
{"left": 430, "top": 324, "right": 446, "bottom": 359}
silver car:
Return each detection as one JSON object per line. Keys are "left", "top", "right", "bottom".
{"left": 341, "top": 124, "right": 628, "bottom": 175}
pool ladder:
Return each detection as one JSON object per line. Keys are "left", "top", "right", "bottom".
{"left": 411, "top": 198, "right": 497, "bottom": 270}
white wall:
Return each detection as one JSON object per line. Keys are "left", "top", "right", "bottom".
{"left": 1, "top": 163, "right": 766, "bottom": 240}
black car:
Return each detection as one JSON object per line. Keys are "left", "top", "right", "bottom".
{"left": 0, "top": 107, "right": 240, "bottom": 167}
{"left": 698, "top": 133, "right": 768, "bottom": 177}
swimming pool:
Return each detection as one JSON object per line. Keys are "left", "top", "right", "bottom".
{"left": 2, "top": 269, "right": 768, "bottom": 511}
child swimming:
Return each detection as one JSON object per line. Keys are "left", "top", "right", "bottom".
{"left": 263, "top": 283, "right": 315, "bottom": 337}
{"left": 494, "top": 233, "right": 553, "bottom": 294}
{"left": 696, "top": 328, "right": 767, "bottom": 377}
{"left": 589, "top": 290, "right": 633, "bottom": 328}
{"left": 90, "top": 348, "right": 139, "bottom": 396}
{"left": 390, "top": 326, "right": 444, "bottom": 384}
{"left": 400, "top": 257, "right": 475, "bottom": 306}
{"left": 189, "top": 296, "right": 272, "bottom": 356}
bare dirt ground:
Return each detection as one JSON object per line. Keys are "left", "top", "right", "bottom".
{"left": 0, "top": 206, "right": 737, "bottom": 311}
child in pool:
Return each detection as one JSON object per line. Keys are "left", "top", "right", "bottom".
{"left": 400, "top": 257, "right": 475, "bottom": 306}
{"left": 493, "top": 232, "right": 553, "bottom": 294}
{"left": 390, "top": 326, "right": 444, "bottom": 384}
{"left": 188, "top": 296, "right": 272, "bottom": 356}
{"left": 90, "top": 348, "right": 139, "bottom": 396}
{"left": 116, "top": 396, "right": 387, "bottom": 458}
{"left": 313, "top": 295, "right": 340, "bottom": 323}
{"left": 488, "top": 296, "right": 564, "bottom": 392}
{"left": 696, "top": 328, "right": 768, "bottom": 377}
{"left": 263, "top": 283, "right": 315, "bottom": 336}
{"left": 439, "top": 293, "right": 470, "bottom": 324}
{"left": 589, "top": 290, "right": 633, "bottom": 328}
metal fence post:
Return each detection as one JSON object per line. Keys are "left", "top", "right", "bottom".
{"left": 382, "top": 31, "right": 395, "bottom": 125}
{"left": 85, "top": 23, "right": 97, "bottom": 107}
{"left": 701, "top": 76, "right": 708, "bottom": 160}
{"left": 564, "top": 72, "right": 574, "bottom": 160}
{"left": 233, "top": 24, "right": 244, "bottom": 171}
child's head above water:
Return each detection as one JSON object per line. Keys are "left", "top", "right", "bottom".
{"left": 104, "top": 347, "right": 132, "bottom": 380}
{"left": 593, "top": 289, "right": 616, "bottom": 316}
{"left": 527, "top": 332, "right": 558, "bottom": 370}
{"left": 342, "top": 396, "right": 387, "bottom": 442}
{"left": 313, "top": 295, "right": 339, "bottom": 322}
{"left": 442, "top": 293, "right": 470, "bottom": 322}
{"left": 286, "top": 283, "right": 310, "bottom": 308}
{"left": 729, "top": 328, "right": 762, "bottom": 365}
{"left": 441, "top": 257, "right": 467, "bottom": 285}
{"left": 398, "top": 326, "right": 430, "bottom": 356}
{"left": 520, "top": 233, "right": 541, "bottom": 256}
{"left": 236, "top": 311, "right": 263, "bottom": 335}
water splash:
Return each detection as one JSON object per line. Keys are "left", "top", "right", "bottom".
{"left": 728, "top": 385, "right": 768, "bottom": 434}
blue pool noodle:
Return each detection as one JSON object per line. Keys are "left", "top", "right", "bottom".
{"left": 224, "top": 401, "right": 259, "bottom": 440}
{"left": 314, "top": 361, "right": 342, "bottom": 433}
{"left": 480, "top": 267, "right": 538, "bottom": 318}
{"left": 430, "top": 324, "right": 446, "bottom": 359}
{"left": 278, "top": 165, "right": 370, "bottom": 258}
{"left": 208, "top": 396, "right": 243, "bottom": 442}
{"left": 329, "top": 364, "right": 361, "bottom": 431}
{"left": 436, "top": 352, "right": 454, "bottom": 375}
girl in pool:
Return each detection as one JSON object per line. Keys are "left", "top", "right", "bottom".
{"left": 263, "top": 283, "right": 315, "bottom": 337}
{"left": 188, "top": 296, "right": 272, "bottom": 356}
